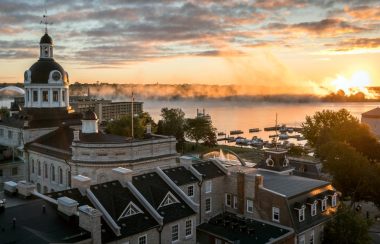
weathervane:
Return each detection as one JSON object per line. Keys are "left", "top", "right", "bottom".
{"left": 40, "top": 0, "right": 53, "bottom": 33}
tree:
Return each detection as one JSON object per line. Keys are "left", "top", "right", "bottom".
{"left": 185, "top": 117, "right": 217, "bottom": 147}
{"left": 319, "top": 141, "right": 373, "bottom": 205}
{"left": 323, "top": 205, "right": 372, "bottom": 244}
{"left": 105, "top": 112, "right": 155, "bottom": 138}
{"left": 302, "top": 109, "right": 380, "bottom": 162}
{"left": 157, "top": 108, "right": 186, "bottom": 145}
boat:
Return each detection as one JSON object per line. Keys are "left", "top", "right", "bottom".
{"left": 251, "top": 137, "right": 264, "bottom": 148}
{"left": 230, "top": 130, "right": 243, "bottom": 135}
{"left": 279, "top": 125, "right": 287, "bottom": 133}
{"left": 278, "top": 133, "right": 289, "bottom": 140}
{"left": 227, "top": 137, "right": 235, "bottom": 143}
{"left": 269, "top": 134, "right": 278, "bottom": 138}
{"left": 249, "top": 128, "right": 260, "bottom": 133}
{"left": 287, "top": 128, "right": 294, "bottom": 133}
{"left": 217, "top": 132, "right": 226, "bottom": 136}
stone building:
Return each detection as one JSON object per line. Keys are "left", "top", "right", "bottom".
{"left": 361, "top": 107, "right": 380, "bottom": 137}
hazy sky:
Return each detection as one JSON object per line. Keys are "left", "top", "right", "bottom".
{"left": 0, "top": 0, "right": 380, "bottom": 94}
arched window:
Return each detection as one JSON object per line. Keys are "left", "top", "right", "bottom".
{"left": 36, "top": 183, "right": 41, "bottom": 193}
{"left": 59, "top": 167, "right": 63, "bottom": 184}
{"left": 51, "top": 165, "right": 55, "bottom": 182}
{"left": 38, "top": 161, "right": 41, "bottom": 176}
{"left": 31, "top": 159, "right": 35, "bottom": 174}
{"left": 44, "top": 163, "right": 48, "bottom": 178}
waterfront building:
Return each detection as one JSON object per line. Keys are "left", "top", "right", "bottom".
{"left": 361, "top": 107, "right": 380, "bottom": 137}
{"left": 70, "top": 96, "right": 144, "bottom": 123}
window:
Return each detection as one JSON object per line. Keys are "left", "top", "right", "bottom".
{"left": 309, "top": 230, "right": 314, "bottom": 244}
{"left": 33, "top": 91, "right": 38, "bottom": 102}
{"left": 32, "top": 160, "right": 35, "bottom": 174}
{"left": 59, "top": 167, "right": 63, "bottom": 184}
{"left": 187, "top": 185, "right": 194, "bottom": 197}
{"left": 321, "top": 198, "right": 327, "bottom": 211}
{"left": 53, "top": 90, "right": 58, "bottom": 102}
{"left": 215, "top": 239, "right": 222, "bottom": 244}
{"left": 0, "top": 169, "right": 3, "bottom": 177}
{"left": 8, "top": 130, "right": 12, "bottom": 139}
{"left": 171, "top": 224, "right": 179, "bottom": 242}
{"left": 332, "top": 194, "right": 337, "bottom": 207}
{"left": 185, "top": 219, "right": 192, "bottom": 237}
{"left": 38, "top": 161, "right": 41, "bottom": 176}
{"left": 299, "top": 207, "right": 305, "bottom": 222}
{"left": 205, "top": 198, "right": 211, "bottom": 213}
{"left": 247, "top": 199, "right": 254, "bottom": 213}
{"left": 51, "top": 165, "right": 55, "bottom": 181}
{"left": 205, "top": 180, "right": 212, "bottom": 193}
{"left": 225, "top": 193, "right": 232, "bottom": 207}
{"left": 62, "top": 90, "right": 66, "bottom": 102}
{"left": 0, "top": 129, "right": 3, "bottom": 137}
{"left": 118, "top": 202, "right": 143, "bottom": 220}
{"left": 272, "top": 207, "right": 280, "bottom": 222}
{"left": 44, "top": 163, "right": 48, "bottom": 178}
{"left": 299, "top": 235, "right": 305, "bottom": 244}
{"left": 233, "top": 195, "right": 238, "bottom": 209}
{"left": 311, "top": 202, "right": 317, "bottom": 216}
{"left": 138, "top": 235, "right": 147, "bottom": 244}
{"left": 12, "top": 167, "right": 18, "bottom": 175}
{"left": 42, "top": 91, "right": 48, "bottom": 102}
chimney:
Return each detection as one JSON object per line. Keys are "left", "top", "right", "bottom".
{"left": 112, "top": 167, "right": 133, "bottom": 186}
{"left": 254, "top": 174, "right": 264, "bottom": 197}
{"left": 78, "top": 205, "right": 102, "bottom": 244}
{"left": 71, "top": 175, "right": 91, "bottom": 194}
{"left": 57, "top": 196, "right": 79, "bottom": 216}
{"left": 179, "top": 156, "right": 193, "bottom": 169}
{"left": 73, "top": 130, "right": 80, "bottom": 142}
{"left": 17, "top": 181, "right": 35, "bottom": 198}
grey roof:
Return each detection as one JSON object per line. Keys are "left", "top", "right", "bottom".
{"left": 362, "top": 107, "right": 380, "bottom": 118}
{"left": 258, "top": 170, "right": 330, "bottom": 197}
{"left": 0, "top": 199, "right": 90, "bottom": 243}
{"left": 163, "top": 166, "right": 198, "bottom": 185}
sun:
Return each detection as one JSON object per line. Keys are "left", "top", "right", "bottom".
{"left": 330, "top": 70, "right": 374, "bottom": 98}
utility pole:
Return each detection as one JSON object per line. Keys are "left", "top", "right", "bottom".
{"left": 131, "top": 91, "right": 134, "bottom": 139}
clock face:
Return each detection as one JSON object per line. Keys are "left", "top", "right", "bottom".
{"left": 24, "top": 71, "right": 28, "bottom": 81}
{"left": 52, "top": 71, "right": 61, "bottom": 81}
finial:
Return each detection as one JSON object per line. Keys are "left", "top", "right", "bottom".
{"left": 40, "top": 0, "right": 53, "bottom": 34}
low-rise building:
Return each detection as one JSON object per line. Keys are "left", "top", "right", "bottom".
{"left": 361, "top": 107, "right": 380, "bottom": 137}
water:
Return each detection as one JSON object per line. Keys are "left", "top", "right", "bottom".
{"left": 144, "top": 100, "right": 380, "bottom": 145}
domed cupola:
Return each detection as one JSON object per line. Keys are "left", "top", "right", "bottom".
{"left": 40, "top": 33, "right": 53, "bottom": 45}
{"left": 81, "top": 110, "right": 99, "bottom": 134}
{"left": 23, "top": 30, "right": 70, "bottom": 109}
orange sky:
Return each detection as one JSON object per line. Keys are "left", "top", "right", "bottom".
{"left": 0, "top": 1, "right": 380, "bottom": 95}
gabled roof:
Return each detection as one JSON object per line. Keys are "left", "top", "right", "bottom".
{"left": 132, "top": 172, "right": 195, "bottom": 224}
{"left": 163, "top": 166, "right": 198, "bottom": 185}
{"left": 90, "top": 181, "right": 159, "bottom": 237}
{"left": 192, "top": 161, "right": 226, "bottom": 180}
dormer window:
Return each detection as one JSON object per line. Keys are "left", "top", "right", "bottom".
{"left": 331, "top": 193, "right": 337, "bottom": 207}
{"left": 266, "top": 155, "right": 274, "bottom": 167}
{"left": 294, "top": 203, "right": 306, "bottom": 222}
{"left": 283, "top": 158, "right": 289, "bottom": 167}
{"left": 311, "top": 202, "right": 317, "bottom": 216}
{"left": 299, "top": 207, "right": 305, "bottom": 222}
{"left": 158, "top": 192, "right": 179, "bottom": 208}
{"left": 321, "top": 197, "right": 328, "bottom": 211}
{"left": 118, "top": 201, "right": 143, "bottom": 220}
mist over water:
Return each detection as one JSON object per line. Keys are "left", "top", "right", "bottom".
{"left": 144, "top": 100, "right": 379, "bottom": 143}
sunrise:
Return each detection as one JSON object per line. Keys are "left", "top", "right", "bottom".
{"left": 1, "top": 1, "right": 380, "bottom": 244}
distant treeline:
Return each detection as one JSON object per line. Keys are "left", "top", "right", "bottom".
{"left": 2, "top": 82, "right": 380, "bottom": 102}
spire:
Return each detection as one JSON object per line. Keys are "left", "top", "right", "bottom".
{"left": 40, "top": 0, "right": 52, "bottom": 34}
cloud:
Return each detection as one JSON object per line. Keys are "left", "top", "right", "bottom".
{"left": 266, "top": 18, "right": 367, "bottom": 36}
{"left": 344, "top": 5, "right": 380, "bottom": 20}
{"left": 327, "top": 37, "right": 380, "bottom": 52}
